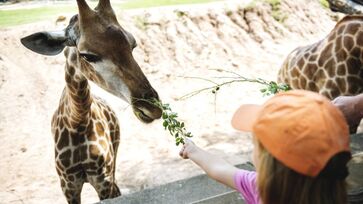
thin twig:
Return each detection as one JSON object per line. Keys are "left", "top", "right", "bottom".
{"left": 208, "top": 68, "right": 243, "bottom": 77}
{"left": 179, "top": 78, "right": 269, "bottom": 100}
{"left": 178, "top": 69, "right": 289, "bottom": 100}
{"left": 180, "top": 76, "right": 220, "bottom": 85}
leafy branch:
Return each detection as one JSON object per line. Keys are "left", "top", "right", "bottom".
{"left": 135, "top": 98, "right": 193, "bottom": 146}
{"left": 134, "top": 69, "right": 291, "bottom": 146}
{"left": 151, "top": 99, "right": 193, "bottom": 146}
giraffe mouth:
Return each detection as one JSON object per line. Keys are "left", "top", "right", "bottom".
{"left": 134, "top": 107, "right": 154, "bottom": 123}
{"left": 131, "top": 96, "right": 162, "bottom": 123}
{"left": 133, "top": 104, "right": 162, "bottom": 123}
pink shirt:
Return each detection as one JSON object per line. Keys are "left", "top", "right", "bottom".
{"left": 234, "top": 169, "right": 260, "bottom": 204}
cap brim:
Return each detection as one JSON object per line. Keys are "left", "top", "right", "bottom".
{"left": 231, "top": 104, "right": 262, "bottom": 132}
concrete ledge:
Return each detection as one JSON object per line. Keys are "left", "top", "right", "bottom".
{"left": 98, "top": 163, "right": 254, "bottom": 204}
{"left": 347, "top": 133, "right": 363, "bottom": 204}
{"left": 350, "top": 133, "right": 363, "bottom": 154}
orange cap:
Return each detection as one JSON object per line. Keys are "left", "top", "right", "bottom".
{"left": 232, "top": 90, "right": 350, "bottom": 177}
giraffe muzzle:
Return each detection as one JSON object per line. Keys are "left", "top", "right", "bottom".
{"left": 133, "top": 105, "right": 162, "bottom": 123}
{"left": 130, "top": 88, "right": 162, "bottom": 123}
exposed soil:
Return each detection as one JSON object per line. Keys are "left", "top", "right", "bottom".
{"left": 0, "top": 0, "right": 342, "bottom": 203}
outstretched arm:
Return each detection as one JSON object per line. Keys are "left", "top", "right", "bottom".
{"left": 179, "top": 140, "right": 238, "bottom": 189}
{"left": 333, "top": 94, "right": 363, "bottom": 133}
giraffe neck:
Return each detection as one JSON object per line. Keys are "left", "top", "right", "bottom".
{"left": 62, "top": 51, "right": 92, "bottom": 126}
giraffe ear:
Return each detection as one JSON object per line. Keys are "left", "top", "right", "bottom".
{"left": 20, "top": 31, "right": 67, "bottom": 56}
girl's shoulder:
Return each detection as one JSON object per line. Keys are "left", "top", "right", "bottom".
{"left": 234, "top": 169, "right": 260, "bottom": 204}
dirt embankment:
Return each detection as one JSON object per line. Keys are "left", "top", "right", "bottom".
{"left": 0, "top": 0, "right": 340, "bottom": 203}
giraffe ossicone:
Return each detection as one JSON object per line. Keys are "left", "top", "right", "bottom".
{"left": 21, "top": 0, "right": 162, "bottom": 203}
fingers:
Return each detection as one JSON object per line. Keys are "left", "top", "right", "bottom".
{"left": 179, "top": 144, "right": 188, "bottom": 159}
{"left": 179, "top": 142, "right": 192, "bottom": 159}
{"left": 182, "top": 151, "right": 189, "bottom": 159}
{"left": 179, "top": 139, "right": 197, "bottom": 159}
{"left": 179, "top": 146, "right": 184, "bottom": 157}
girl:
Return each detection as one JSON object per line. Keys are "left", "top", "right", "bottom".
{"left": 180, "top": 90, "right": 351, "bottom": 204}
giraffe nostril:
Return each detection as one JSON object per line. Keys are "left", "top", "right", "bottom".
{"left": 141, "top": 89, "right": 159, "bottom": 101}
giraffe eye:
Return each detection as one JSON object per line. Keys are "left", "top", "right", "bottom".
{"left": 80, "top": 53, "right": 101, "bottom": 63}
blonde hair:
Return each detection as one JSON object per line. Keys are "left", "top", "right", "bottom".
{"left": 256, "top": 140, "right": 350, "bottom": 204}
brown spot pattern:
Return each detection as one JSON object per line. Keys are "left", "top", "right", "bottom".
{"left": 357, "top": 32, "right": 363, "bottom": 46}
{"left": 336, "top": 49, "right": 348, "bottom": 61}
{"left": 325, "top": 59, "right": 335, "bottom": 77}
{"left": 343, "top": 36, "right": 354, "bottom": 51}
{"left": 336, "top": 77, "right": 347, "bottom": 93}
{"left": 346, "top": 23, "right": 360, "bottom": 34}
{"left": 318, "top": 43, "right": 333, "bottom": 66}
{"left": 337, "top": 64, "right": 347, "bottom": 76}
{"left": 57, "top": 129, "right": 69, "bottom": 150}
{"left": 347, "top": 57, "right": 361, "bottom": 74}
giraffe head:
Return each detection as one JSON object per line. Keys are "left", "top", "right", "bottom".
{"left": 21, "top": 0, "right": 162, "bottom": 123}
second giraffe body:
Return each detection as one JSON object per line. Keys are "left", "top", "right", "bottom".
{"left": 278, "top": 15, "right": 363, "bottom": 99}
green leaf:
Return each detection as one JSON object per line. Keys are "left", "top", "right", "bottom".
{"left": 162, "top": 104, "right": 171, "bottom": 111}
{"left": 271, "top": 87, "right": 277, "bottom": 93}
{"left": 162, "top": 112, "right": 168, "bottom": 119}
{"left": 176, "top": 137, "right": 183, "bottom": 146}
{"left": 146, "top": 97, "right": 194, "bottom": 146}
{"left": 270, "top": 81, "right": 277, "bottom": 85}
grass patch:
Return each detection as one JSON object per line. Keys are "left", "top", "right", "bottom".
{"left": 0, "top": 5, "right": 76, "bottom": 27}
{"left": 319, "top": 0, "right": 329, "bottom": 9}
{"left": 265, "top": 0, "right": 281, "bottom": 8}
{"left": 264, "top": 0, "right": 287, "bottom": 23}
{"left": 120, "top": 0, "right": 219, "bottom": 9}
{"left": 0, "top": 0, "right": 220, "bottom": 28}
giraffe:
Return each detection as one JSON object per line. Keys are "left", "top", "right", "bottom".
{"left": 278, "top": 15, "right": 363, "bottom": 100}
{"left": 20, "top": 0, "right": 162, "bottom": 203}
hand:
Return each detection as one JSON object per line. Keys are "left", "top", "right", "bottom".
{"left": 179, "top": 139, "right": 238, "bottom": 189}
{"left": 332, "top": 95, "right": 363, "bottom": 133}
{"left": 179, "top": 139, "right": 199, "bottom": 159}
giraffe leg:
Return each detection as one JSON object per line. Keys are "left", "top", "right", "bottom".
{"left": 111, "top": 182, "right": 121, "bottom": 198}
{"left": 59, "top": 176, "right": 84, "bottom": 204}
{"left": 88, "top": 174, "right": 121, "bottom": 200}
